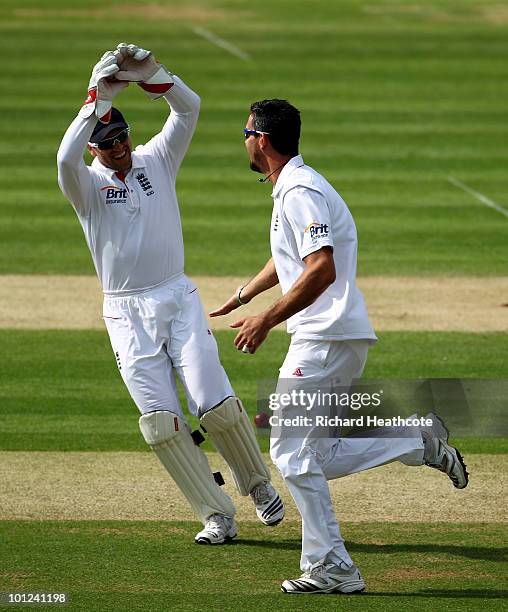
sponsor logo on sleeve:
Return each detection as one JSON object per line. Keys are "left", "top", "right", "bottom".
{"left": 305, "top": 221, "right": 329, "bottom": 240}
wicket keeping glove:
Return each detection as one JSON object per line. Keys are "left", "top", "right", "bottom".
{"left": 115, "top": 43, "right": 174, "bottom": 99}
{"left": 80, "top": 51, "right": 128, "bottom": 123}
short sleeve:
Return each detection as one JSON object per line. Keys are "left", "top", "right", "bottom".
{"left": 282, "top": 187, "right": 334, "bottom": 260}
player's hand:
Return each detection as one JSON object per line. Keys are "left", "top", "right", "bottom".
{"left": 115, "top": 43, "right": 157, "bottom": 81}
{"left": 80, "top": 51, "right": 128, "bottom": 122}
{"left": 209, "top": 286, "right": 246, "bottom": 317}
{"left": 230, "top": 315, "right": 270, "bottom": 354}
{"left": 115, "top": 42, "right": 173, "bottom": 99}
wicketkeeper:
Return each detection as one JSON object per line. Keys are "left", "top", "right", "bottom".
{"left": 57, "top": 44, "right": 284, "bottom": 544}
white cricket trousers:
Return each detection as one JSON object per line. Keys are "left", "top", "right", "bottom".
{"left": 103, "top": 274, "right": 234, "bottom": 417}
{"left": 270, "top": 337, "right": 424, "bottom": 572}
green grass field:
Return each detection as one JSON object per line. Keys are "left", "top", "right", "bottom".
{"left": 0, "top": 0, "right": 507, "bottom": 275}
{"left": 0, "top": 0, "right": 506, "bottom": 609}
{"left": 0, "top": 329, "right": 506, "bottom": 452}
{"left": 1, "top": 522, "right": 506, "bottom": 611}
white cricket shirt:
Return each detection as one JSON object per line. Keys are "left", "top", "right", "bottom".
{"left": 57, "top": 76, "right": 200, "bottom": 295}
{"left": 270, "top": 155, "right": 377, "bottom": 341}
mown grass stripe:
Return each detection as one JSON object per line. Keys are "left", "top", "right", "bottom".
{"left": 0, "top": 329, "right": 506, "bottom": 453}
{"left": 448, "top": 176, "right": 508, "bottom": 218}
{"left": 0, "top": 521, "right": 505, "bottom": 611}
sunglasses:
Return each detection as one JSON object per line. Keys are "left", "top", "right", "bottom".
{"left": 243, "top": 128, "right": 269, "bottom": 140}
{"left": 90, "top": 127, "right": 130, "bottom": 150}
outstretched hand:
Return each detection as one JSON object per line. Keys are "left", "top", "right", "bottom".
{"left": 209, "top": 286, "right": 245, "bottom": 318}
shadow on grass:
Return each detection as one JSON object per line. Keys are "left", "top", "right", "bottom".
{"left": 234, "top": 539, "right": 507, "bottom": 563}
{"left": 361, "top": 589, "right": 508, "bottom": 599}
{"left": 348, "top": 542, "right": 507, "bottom": 563}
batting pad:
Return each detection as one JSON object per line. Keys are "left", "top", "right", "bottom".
{"left": 200, "top": 397, "right": 271, "bottom": 496}
{"left": 139, "top": 411, "right": 236, "bottom": 523}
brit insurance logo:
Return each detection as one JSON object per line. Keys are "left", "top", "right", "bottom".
{"left": 305, "top": 221, "right": 329, "bottom": 240}
{"left": 100, "top": 184, "right": 128, "bottom": 205}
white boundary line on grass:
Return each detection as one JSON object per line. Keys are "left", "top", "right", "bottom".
{"left": 448, "top": 176, "right": 508, "bottom": 219}
{"left": 191, "top": 26, "right": 251, "bottom": 61}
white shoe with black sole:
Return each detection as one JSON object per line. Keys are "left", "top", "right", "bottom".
{"left": 281, "top": 563, "right": 365, "bottom": 595}
{"left": 250, "top": 481, "right": 285, "bottom": 526}
{"left": 194, "top": 514, "right": 237, "bottom": 545}
{"left": 422, "top": 412, "right": 469, "bottom": 489}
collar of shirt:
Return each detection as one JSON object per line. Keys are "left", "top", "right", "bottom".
{"left": 91, "top": 151, "right": 146, "bottom": 177}
{"left": 271, "top": 154, "right": 305, "bottom": 199}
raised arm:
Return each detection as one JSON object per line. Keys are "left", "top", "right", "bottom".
{"left": 115, "top": 43, "right": 200, "bottom": 176}
{"left": 142, "top": 76, "right": 201, "bottom": 176}
{"left": 209, "top": 258, "right": 279, "bottom": 318}
{"left": 57, "top": 50, "right": 128, "bottom": 217}
{"left": 56, "top": 115, "right": 96, "bottom": 217}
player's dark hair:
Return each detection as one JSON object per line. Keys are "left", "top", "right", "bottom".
{"left": 250, "top": 99, "right": 301, "bottom": 156}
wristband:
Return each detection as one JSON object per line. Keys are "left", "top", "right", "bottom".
{"left": 237, "top": 285, "right": 249, "bottom": 306}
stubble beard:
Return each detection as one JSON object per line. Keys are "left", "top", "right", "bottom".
{"left": 249, "top": 149, "right": 265, "bottom": 174}
{"left": 249, "top": 159, "right": 263, "bottom": 174}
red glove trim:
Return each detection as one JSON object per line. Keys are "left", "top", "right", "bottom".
{"left": 139, "top": 82, "right": 174, "bottom": 94}
{"left": 99, "top": 108, "right": 112, "bottom": 123}
{"left": 83, "top": 87, "right": 97, "bottom": 106}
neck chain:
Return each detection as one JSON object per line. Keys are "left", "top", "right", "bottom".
{"left": 259, "top": 162, "right": 287, "bottom": 183}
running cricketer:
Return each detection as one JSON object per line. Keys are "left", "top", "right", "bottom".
{"left": 57, "top": 45, "right": 284, "bottom": 545}
{"left": 210, "top": 99, "right": 469, "bottom": 592}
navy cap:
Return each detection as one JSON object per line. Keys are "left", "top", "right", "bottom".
{"left": 90, "top": 108, "right": 129, "bottom": 144}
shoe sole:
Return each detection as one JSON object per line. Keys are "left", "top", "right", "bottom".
{"left": 259, "top": 511, "right": 285, "bottom": 527}
{"left": 334, "top": 580, "right": 366, "bottom": 594}
{"left": 451, "top": 446, "right": 469, "bottom": 489}
{"left": 427, "top": 413, "right": 469, "bottom": 489}
{"left": 281, "top": 582, "right": 365, "bottom": 595}
{"left": 262, "top": 517, "right": 284, "bottom": 527}
{"left": 195, "top": 532, "right": 237, "bottom": 545}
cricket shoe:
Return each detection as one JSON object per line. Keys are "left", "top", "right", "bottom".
{"left": 194, "top": 514, "right": 237, "bottom": 545}
{"left": 421, "top": 412, "right": 469, "bottom": 489}
{"left": 250, "top": 481, "right": 285, "bottom": 526}
{"left": 281, "top": 563, "right": 365, "bottom": 594}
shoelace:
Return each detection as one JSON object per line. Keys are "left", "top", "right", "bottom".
{"left": 251, "top": 483, "right": 271, "bottom": 504}
{"left": 206, "top": 515, "right": 225, "bottom": 530}
{"left": 301, "top": 565, "right": 327, "bottom": 579}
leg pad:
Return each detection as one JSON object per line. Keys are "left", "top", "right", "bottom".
{"left": 139, "top": 410, "right": 235, "bottom": 523}
{"left": 200, "top": 397, "right": 271, "bottom": 495}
